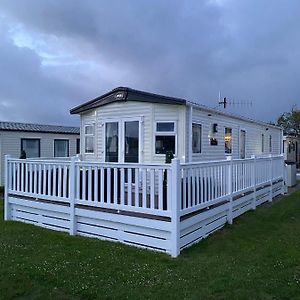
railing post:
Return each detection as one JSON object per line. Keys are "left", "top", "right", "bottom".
{"left": 69, "top": 156, "right": 79, "bottom": 235}
{"left": 170, "top": 158, "right": 180, "bottom": 258}
{"left": 226, "top": 156, "right": 233, "bottom": 224}
{"left": 251, "top": 155, "right": 257, "bottom": 210}
{"left": 268, "top": 155, "right": 273, "bottom": 202}
{"left": 283, "top": 158, "right": 288, "bottom": 194}
{"left": 4, "top": 155, "right": 11, "bottom": 221}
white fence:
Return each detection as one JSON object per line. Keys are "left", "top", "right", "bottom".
{"left": 4, "top": 155, "right": 285, "bottom": 257}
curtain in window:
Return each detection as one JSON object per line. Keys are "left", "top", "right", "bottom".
{"left": 54, "top": 140, "right": 69, "bottom": 157}
{"left": 21, "top": 139, "right": 40, "bottom": 158}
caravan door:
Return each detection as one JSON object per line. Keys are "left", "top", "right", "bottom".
{"left": 105, "top": 119, "right": 141, "bottom": 163}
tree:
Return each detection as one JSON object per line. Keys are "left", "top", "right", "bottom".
{"left": 277, "top": 107, "right": 300, "bottom": 136}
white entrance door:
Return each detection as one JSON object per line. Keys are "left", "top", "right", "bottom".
{"left": 105, "top": 119, "right": 140, "bottom": 163}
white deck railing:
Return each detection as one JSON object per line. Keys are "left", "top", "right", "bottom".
{"left": 7, "top": 159, "right": 71, "bottom": 203}
{"left": 4, "top": 154, "right": 285, "bottom": 257}
{"left": 74, "top": 161, "right": 172, "bottom": 217}
{"left": 180, "top": 155, "right": 285, "bottom": 216}
{"left": 6, "top": 157, "right": 172, "bottom": 217}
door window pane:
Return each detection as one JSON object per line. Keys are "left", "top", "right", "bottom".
{"left": 125, "top": 121, "right": 139, "bottom": 163}
{"left": 54, "top": 139, "right": 69, "bottom": 157}
{"left": 21, "top": 139, "right": 40, "bottom": 158}
{"left": 105, "top": 122, "right": 119, "bottom": 162}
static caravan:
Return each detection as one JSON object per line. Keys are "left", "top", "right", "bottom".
{"left": 283, "top": 135, "right": 300, "bottom": 166}
{"left": 0, "top": 121, "right": 80, "bottom": 186}
{"left": 4, "top": 88, "right": 285, "bottom": 257}
{"left": 70, "top": 87, "right": 283, "bottom": 163}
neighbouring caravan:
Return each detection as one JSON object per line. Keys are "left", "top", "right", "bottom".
{"left": 283, "top": 135, "right": 300, "bottom": 167}
{"left": 70, "top": 87, "right": 283, "bottom": 163}
{"left": 0, "top": 122, "right": 80, "bottom": 186}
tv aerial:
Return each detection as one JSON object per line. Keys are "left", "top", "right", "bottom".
{"left": 217, "top": 92, "right": 252, "bottom": 109}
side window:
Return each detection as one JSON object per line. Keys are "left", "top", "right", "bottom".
{"left": 225, "top": 127, "right": 232, "bottom": 154}
{"left": 262, "top": 134, "right": 264, "bottom": 152}
{"left": 269, "top": 135, "right": 272, "bottom": 153}
{"left": 21, "top": 139, "right": 40, "bottom": 158}
{"left": 54, "top": 139, "right": 69, "bottom": 157}
{"left": 84, "top": 124, "right": 95, "bottom": 154}
{"left": 76, "top": 138, "right": 80, "bottom": 154}
{"left": 192, "top": 123, "right": 201, "bottom": 154}
{"left": 155, "top": 122, "right": 176, "bottom": 155}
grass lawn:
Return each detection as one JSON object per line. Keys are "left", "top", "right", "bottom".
{"left": 1, "top": 193, "right": 300, "bottom": 300}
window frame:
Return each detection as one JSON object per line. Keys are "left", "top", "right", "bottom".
{"left": 224, "top": 127, "right": 232, "bottom": 154}
{"left": 21, "top": 138, "right": 41, "bottom": 158}
{"left": 84, "top": 123, "right": 95, "bottom": 154}
{"left": 54, "top": 139, "right": 70, "bottom": 158}
{"left": 192, "top": 122, "right": 202, "bottom": 154}
{"left": 261, "top": 133, "right": 265, "bottom": 153}
{"left": 154, "top": 121, "right": 177, "bottom": 156}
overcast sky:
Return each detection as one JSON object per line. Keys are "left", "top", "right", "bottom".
{"left": 0, "top": 0, "right": 299, "bottom": 126}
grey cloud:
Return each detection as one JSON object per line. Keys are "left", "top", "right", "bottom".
{"left": 0, "top": 0, "right": 300, "bottom": 125}
{"left": 0, "top": 32, "right": 83, "bottom": 125}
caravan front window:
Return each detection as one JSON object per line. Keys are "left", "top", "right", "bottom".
{"left": 155, "top": 122, "right": 176, "bottom": 155}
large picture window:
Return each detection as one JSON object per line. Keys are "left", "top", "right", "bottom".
{"left": 225, "top": 127, "right": 232, "bottom": 154}
{"left": 155, "top": 121, "right": 176, "bottom": 155}
{"left": 21, "top": 139, "right": 40, "bottom": 158}
{"left": 54, "top": 139, "right": 69, "bottom": 157}
{"left": 84, "top": 124, "right": 95, "bottom": 154}
{"left": 192, "top": 123, "right": 201, "bottom": 153}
